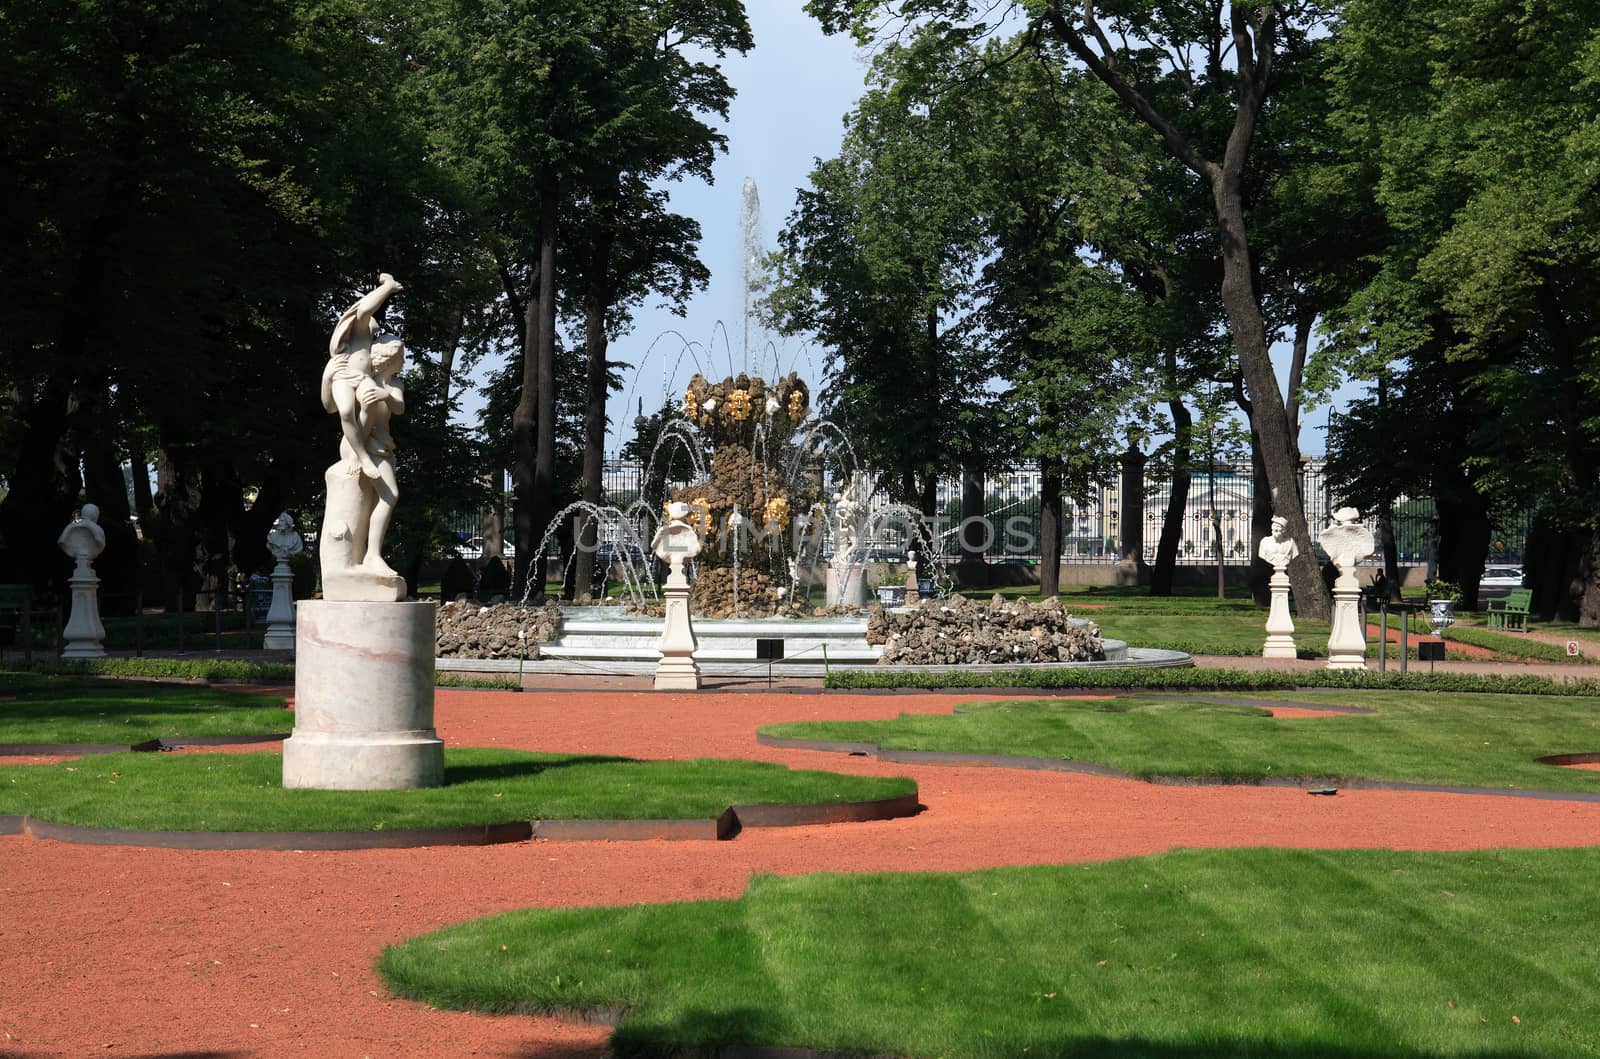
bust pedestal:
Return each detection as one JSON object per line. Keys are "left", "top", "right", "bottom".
{"left": 825, "top": 562, "right": 870, "bottom": 608}
{"left": 1326, "top": 578, "right": 1368, "bottom": 670}
{"left": 262, "top": 560, "right": 297, "bottom": 651}
{"left": 282, "top": 600, "right": 443, "bottom": 789}
{"left": 655, "top": 573, "right": 700, "bottom": 690}
{"left": 61, "top": 570, "right": 107, "bottom": 659}
{"left": 1263, "top": 568, "right": 1296, "bottom": 659}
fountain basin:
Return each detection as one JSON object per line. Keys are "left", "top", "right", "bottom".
{"left": 436, "top": 607, "right": 1192, "bottom": 678}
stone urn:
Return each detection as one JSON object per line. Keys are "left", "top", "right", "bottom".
{"left": 1428, "top": 599, "right": 1456, "bottom": 636}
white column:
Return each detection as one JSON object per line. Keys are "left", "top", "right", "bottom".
{"left": 1326, "top": 582, "right": 1368, "bottom": 670}
{"left": 654, "top": 574, "right": 701, "bottom": 690}
{"left": 1262, "top": 568, "right": 1296, "bottom": 659}
{"left": 262, "top": 560, "right": 296, "bottom": 650}
{"left": 283, "top": 600, "right": 443, "bottom": 789}
{"left": 61, "top": 571, "right": 107, "bottom": 659}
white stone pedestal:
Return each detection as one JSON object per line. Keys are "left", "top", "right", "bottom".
{"left": 1263, "top": 569, "right": 1296, "bottom": 659}
{"left": 654, "top": 580, "right": 700, "bottom": 690}
{"left": 283, "top": 600, "right": 443, "bottom": 789}
{"left": 825, "top": 562, "right": 870, "bottom": 608}
{"left": 61, "top": 574, "right": 107, "bottom": 659}
{"left": 262, "top": 561, "right": 296, "bottom": 651}
{"left": 1326, "top": 581, "right": 1368, "bottom": 670}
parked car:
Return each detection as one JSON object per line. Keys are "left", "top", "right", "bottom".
{"left": 1480, "top": 566, "right": 1524, "bottom": 587}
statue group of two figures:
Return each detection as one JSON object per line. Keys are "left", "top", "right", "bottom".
{"left": 283, "top": 274, "right": 444, "bottom": 792}
{"left": 1258, "top": 508, "right": 1375, "bottom": 670}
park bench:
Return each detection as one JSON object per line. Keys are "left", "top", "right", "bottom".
{"left": 0, "top": 583, "right": 35, "bottom": 662}
{"left": 1485, "top": 587, "right": 1532, "bottom": 632}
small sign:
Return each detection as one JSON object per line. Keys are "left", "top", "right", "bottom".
{"left": 1418, "top": 641, "right": 1446, "bottom": 662}
{"left": 1568, "top": 640, "right": 1582, "bottom": 658}
{"left": 756, "top": 638, "right": 785, "bottom": 661}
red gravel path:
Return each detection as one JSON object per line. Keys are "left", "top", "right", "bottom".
{"left": 6, "top": 687, "right": 1600, "bottom": 1057}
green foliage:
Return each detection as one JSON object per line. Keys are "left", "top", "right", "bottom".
{"left": 0, "top": 749, "right": 915, "bottom": 831}
{"left": 1444, "top": 626, "right": 1583, "bottom": 664}
{"left": 383, "top": 847, "right": 1600, "bottom": 1057}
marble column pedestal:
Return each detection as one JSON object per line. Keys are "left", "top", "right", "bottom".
{"left": 262, "top": 561, "right": 296, "bottom": 651}
{"left": 61, "top": 573, "right": 107, "bottom": 659}
{"left": 1262, "top": 569, "right": 1297, "bottom": 659}
{"left": 1326, "top": 581, "right": 1368, "bottom": 670}
{"left": 654, "top": 580, "right": 700, "bottom": 690}
{"left": 283, "top": 600, "right": 443, "bottom": 790}
{"left": 825, "top": 562, "right": 870, "bottom": 608}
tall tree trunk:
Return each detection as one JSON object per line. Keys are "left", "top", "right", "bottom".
{"left": 571, "top": 215, "right": 614, "bottom": 602}
{"left": 0, "top": 378, "right": 79, "bottom": 593}
{"left": 1150, "top": 396, "right": 1193, "bottom": 596}
{"left": 1378, "top": 507, "right": 1401, "bottom": 599}
{"left": 959, "top": 463, "right": 987, "bottom": 587}
{"left": 1039, "top": 460, "right": 1063, "bottom": 598}
{"left": 1246, "top": 429, "right": 1272, "bottom": 605}
{"left": 512, "top": 172, "right": 559, "bottom": 602}
{"left": 1212, "top": 179, "right": 1328, "bottom": 619}
{"left": 77, "top": 405, "right": 138, "bottom": 615}
{"left": 534, "top": 187, "right": 558, "bottom": 596}
{"left": 1437, "top": 487, "right": 1491, "bottom": 612}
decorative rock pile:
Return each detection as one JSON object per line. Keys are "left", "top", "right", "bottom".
{"left": 867, "top": 594, "right": 1105, "bottom": 666}
{"left": 435, "top": 601, "right": 562, "bottom": 659}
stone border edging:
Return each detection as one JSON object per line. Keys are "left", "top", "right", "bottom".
{"left": 757, "top": 733, "right": 1600, "bottom": 803}
{"left": 0, "top": 733, "right": 290, "bottom": 758}
{"left": 0, "top": 791, "right": 921, "bottom": 850}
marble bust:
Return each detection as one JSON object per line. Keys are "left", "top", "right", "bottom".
{"left": 58, "top": 504, "right": 107, "bottom": 578}
{"left": 1257, "top": 515, "right": 1299, "bottom": 569}
{"left": 1320, "top": 506, "right": 1375, "bottom": 583}
{"left": 318, "top": 274, "right": 408, "bottom": 602}
{"left": 652, "top": 501, "right": 702, "bottom": 579}
{"left": 267, "top": 512, "right": 304, "bottom": 562}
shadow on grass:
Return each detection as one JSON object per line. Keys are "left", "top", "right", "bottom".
{"left": 609, "top": 1016, "right": 1559, "bottom": 1059}
{"left": 443, "top": 756, "right": 633, "bottom": 784}
{"left": 3, "top": 677, "right": 285, "bottom": 719}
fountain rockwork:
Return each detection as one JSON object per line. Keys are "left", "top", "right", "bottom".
{"left": 670, "top": 371, "right": 822, "bottom": 617}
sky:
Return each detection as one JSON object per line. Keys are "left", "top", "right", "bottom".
{"left": 471, "top": 1, "right": 1354, "bottom": 459}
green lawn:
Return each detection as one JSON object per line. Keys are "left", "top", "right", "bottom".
{"left": 763, "top": 690, "right": 1600, "bottom": 792}
{"left": 0, "top": 673, "right": 290, "bottom": 745}
{"left": 1093, "top": 613, "right": 1331, "bottom": 657}
{"left": 0, "top": 748, "right": 915, "bottom": 831}
{"left": 381, "top": 846, "right": 1600, "bottom": 1058}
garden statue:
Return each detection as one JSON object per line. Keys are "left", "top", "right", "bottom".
{"left": 57, "top": 504, "right": 107, "bottom": 659}
{"left": 283, "top": 272, "right": 442, "bottom": 791}
{"left": 651, "top": 501, "right": 701, "bottom": 689}
{"left": 1258, "top": 515, "right": 1298, "bottom": 659}
{"left": 318, "top": 273, "right": 407, "bottom": 602}
{"left": 262, "top": 513, "right": 301, "bottom": 651}
{"left": 825, "top": 475, "right": 870, "bottom": 607}
{"left": 1321, "top": 506, "right": 1375, "bottom": 670}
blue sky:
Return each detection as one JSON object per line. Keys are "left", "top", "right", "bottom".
{"left": 477, "top": 1, "right": 1351, "bottom": 458}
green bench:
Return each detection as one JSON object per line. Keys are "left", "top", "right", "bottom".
{"left": 1485, "top": 587, "right": 1532, "bottom": 632}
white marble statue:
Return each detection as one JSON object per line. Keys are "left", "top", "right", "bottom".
{"left": 319, "top": 274, "right": 407, "bottom": 602}
{"left": 1258, "top": 515, "right": 1298, "bottom": 659}
{"left": 651, "top": 501, "right": 701, "bottom": 689}
{"left": 1321, "top": 506, "right": 1376, "bottom": 670}
{"left": 263, "top": 513, "right": 302, "bottom": 651}
{"left": 825, "top": 476, "right": 870, "bottom": 607}
{"left": 58, "top": 504, "right": 107, "bottom": 658}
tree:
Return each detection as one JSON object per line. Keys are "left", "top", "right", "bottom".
{"left": 1327, "top": 0, "right": 1600, "bottom": 619}
{"left": 807, "top": 0, "right": 1335, "bottom": 618}
{"left": 765, "top": 38, "right": 999, "bottom": 519}
{"left": 414, "top": 0, "right": 749, "bottom": 600}
{"left": 0, "top": 0, "right": 469, "bottom": 607}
